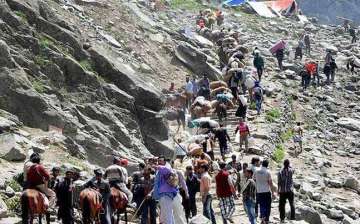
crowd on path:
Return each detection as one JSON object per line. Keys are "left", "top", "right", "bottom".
{"left": 18, "top": 7, "right": 360, "bottom": 224}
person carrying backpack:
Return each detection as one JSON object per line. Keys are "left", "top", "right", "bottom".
{"left": 253, "top": 51, "right": 265, "bottom": 81}
{"left": 252, "top": 81, "right": 263, "bottom": 115}
{"left": 235, "top": 118, "right": 251, "bottom": 153}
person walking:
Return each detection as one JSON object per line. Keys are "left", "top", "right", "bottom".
{"left": 235, "top": 118, "right": 251, "bottom": 153}
{"left": 241, "top": 168, "right": 257, "bottom": 224}
{"left": 278, "top": 159, "right": 296, "bottom": 223}
{"left": 185, "top": 76, "right": 194, "bottom": 109}
{"left": 200, "top": 164, "right": 216, "bottom": 224}
{"left": 185, "top": 166, "right": 200, "bottom": 221}
{"left": 349, "top": 27, "right": 357, "bottom": 43}
{"left": 330, "top": 58, "right": 338, "bottom": 83}
{"left": 275, "top": 48, "right": 284, "bottom": 71}
{"left": 216, "top": 162, "right": 236, "bottom": 224}
{"left": 294, "top": 40, "right": 304, "bottom": 60}
{"left": 138, "top": 166, "right": 156, "bottom": 224}
{"left": 153, "top": 164, "right": 184, "bottom": 224}
{"left": 254, "top": 160, "right": 276, "bottom": 224}
{"left": 84, "top": 169, "right": 111, "bottom": 224}
{"left": 55, "top": 169, "right": 75, "bottom": 224}
{"left": 214, "top": 123, "right": 231, "bottom": 160}
{"left": 303, "top": 33, "right": 311, "bottom": 55}
{"left": 252, "top": 81, "right": 263, "bottom": 115}
{"left": 323, "top": 62, "right": 332, "bottom": 85}
{"left": 253, "top": 51, "right": 265, "bottom": 81}
{"left": 293, "top": 122, "right": 303, "bottom": 155}
{"left": 235, "top": 95, "right": 247, "bottom": 119}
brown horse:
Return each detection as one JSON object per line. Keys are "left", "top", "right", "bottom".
{"left": 109, "top": 187, "right": 128, "bottom": 224}
{"left": 79, "top": 188, "right": 102, "bottom": 224}
{"left": 165, "top": 93, "right": 187, "bottom": 108}
{"left": 21, "top": 189, "right": 49, "bottom": 224}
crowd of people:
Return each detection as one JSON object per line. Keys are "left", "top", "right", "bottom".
{"left": 18, "top": 5, "right": 360, "bottom": 224}
{"left": 22, "top": 150, "right": 297, "bottom": 224}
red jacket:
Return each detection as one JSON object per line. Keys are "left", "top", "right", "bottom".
{"left": 216, "top": 170, "right": 233, "bottom": 198}
{"left": 27, "top": 164, "right": 50, "bottom": 187}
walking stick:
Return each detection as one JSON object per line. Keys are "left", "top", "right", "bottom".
{"left": 129, "top": 189, "right": 154, "bottom": 222}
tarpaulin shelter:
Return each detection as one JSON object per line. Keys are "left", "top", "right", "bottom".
{"left": 265, "top": 0, "right": 298, "bottom": 16}
{"left": 223, "top": 0, "right": 246, "bottom": 7}
{"left": 248, "top": 1, "right": 276, "bottom": 18}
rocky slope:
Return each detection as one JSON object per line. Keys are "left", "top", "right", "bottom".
{"left": 0, "top": 0, "right": 360, "bottom": 223}
{"left": 298, "top": 0, "right": 360, "bottom": 25}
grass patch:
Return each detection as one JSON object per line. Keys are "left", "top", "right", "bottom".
{"left": 79, "top": 59, "right": 94, "bottom": 72}
{"left": 14, "top": 11, "right": 27, "bottom": 22}
{"left": 168, "top": 0, "right": 204, "bottom": 11}
{"left": 32, "top": 80, "right": 46, "bottom": 93}
{"left": 265, "top": 108, "right": 281, "bottom": 122}
{"left": 5, "top": 179, "right": 22, "bottom": 192}
{"left": 249, "top": 101, "right": 256, "bottom": 110}
{"left": 273, "top": 144, "right": 285, "bottom": 163}
{"left": 280, "top": 129, "right": 293, "bottom": 142}
{"left": 34, "top": 55, "right": 50, "bottom": 67}
{"left": 39, "top": 36, "right": 53, "bottom": 50}
{"left": 4, "top": 195, "right": 21, "bottom": 214}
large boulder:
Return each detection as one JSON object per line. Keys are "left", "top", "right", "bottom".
{"left": 0, "top": 133, "right": 26, "bottom": 161}
{"left": 296, "top": 205, "right": 323, "bottom": 224}
{"left": 175, "top": 41, "right": 221, "bottom": 81}
{"left": 337, "top": 118, "right": 360, "bottom": 132}
{"left": 88, "top": 45, "right": 164, "bottom": 111}
{"left": 343, "top": 176, "right": 360, "bottom": 193}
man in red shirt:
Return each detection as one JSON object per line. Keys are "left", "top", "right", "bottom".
{"left": 235, "top": 118, "right": 251, "bottom": 153}
{"left": 216, "top": 162, "right": 236, "bottom": 224}
{"left": 27, "top": 155, "right": 56, "bottom": 210}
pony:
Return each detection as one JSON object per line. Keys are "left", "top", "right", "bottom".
{"left": 165, "top": 108, "right": 186, "bottom": 132}
{"left": 109, "top": 187, "right": 128, "bottom": 224}
{"left": 21, "top": 189, "right": 49, "bottom": 224}
{"left": 79, "top": 188, "right": 102, "bottom": 224}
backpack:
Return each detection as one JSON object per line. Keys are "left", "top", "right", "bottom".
{"left": 253, "top": 87, "right": 263, "bottom": 99}
{"left": 166, "top": 171, "right": 179, "bottom": 187}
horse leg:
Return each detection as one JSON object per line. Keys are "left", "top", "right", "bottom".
{"left": 39, "top": 214, "right": 42, "bottom": 224}
{"left": 124, "top": 210, "right": 128, "bottom": 224}
{"left": 117, "top": 211, "right": 120, "bottom": 224}
{"left": 21, "top": 195, "right": 29, "bottom": 224}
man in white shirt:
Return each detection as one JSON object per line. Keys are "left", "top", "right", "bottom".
{"left": 253, "top": 159, "right": 275, "bottom": 224}
{"left": 185, "top": 76, "right": 194, "bottom": 109}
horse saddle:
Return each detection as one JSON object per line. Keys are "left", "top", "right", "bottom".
{"left": 23, "top": 189, "right": 49, "bottom": 214}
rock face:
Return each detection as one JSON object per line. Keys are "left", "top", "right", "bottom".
{"left": 337, "top": 118, "right": 360, "bottom": 132}
{"left": 296, "top": 205, "right": 323, "bottom": 224}
{"left": 0, "top": 197, "right": 7, "bottom": 218}
{"left": 175, "top": 41, "right": 222, "bottom": 81}
{"left": 0, "top": 134, "right": 26, "bottom": 161}
{"left": 0, "top": 0, "right": 172, "bottom": 166}
{"left": 343, "top": 176, "right": 360, "bottom": 193}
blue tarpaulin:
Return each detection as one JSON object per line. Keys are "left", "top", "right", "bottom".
{"left": 223, "top": 0, "right": 246, "bottom": 6}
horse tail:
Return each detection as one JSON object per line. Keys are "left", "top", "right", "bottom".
{"left": 21, "top": 192, "right": 29, "bottom": 224}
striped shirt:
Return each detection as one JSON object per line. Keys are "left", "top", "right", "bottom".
{"left": 277, "top": 167, "right": 294, "bottom": 193}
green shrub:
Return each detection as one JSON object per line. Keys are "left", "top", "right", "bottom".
{"left": 6, "top": 179, "right": 22, "bottom": 192}
{"left": 32, "top": 80, "right": 46, "bottom": 93}
{"left": 39, "top": 36, "right": 52, "bottom": 50}
{"left": 14, "top": 11, "right": 27, "bottom": 22}
{"left": 5, "top": 195, "right": 21, "bottom": 214}
{"left": 280, "top": 129, "right": 293, "bottom": 142}
{"left": 168, "top": 0, "right": 203, "bottom": 10}
{"left": 265, "top": 108, "right": 281, "bottom": 122}
{"left": 79, "top": 60, "right": 94, "bottom": 71}
{"left": 273, "top": 144, "right": 285, "bottom": 163}
{"left": 249, "top": 101, "right": 256, "bottom": 110}
{"left": 34, "top": 55, "right": 50, "bottom": 67}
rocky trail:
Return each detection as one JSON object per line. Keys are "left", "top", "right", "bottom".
{"left": 0, "top": 0, "right": 360, "bottom": 223}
